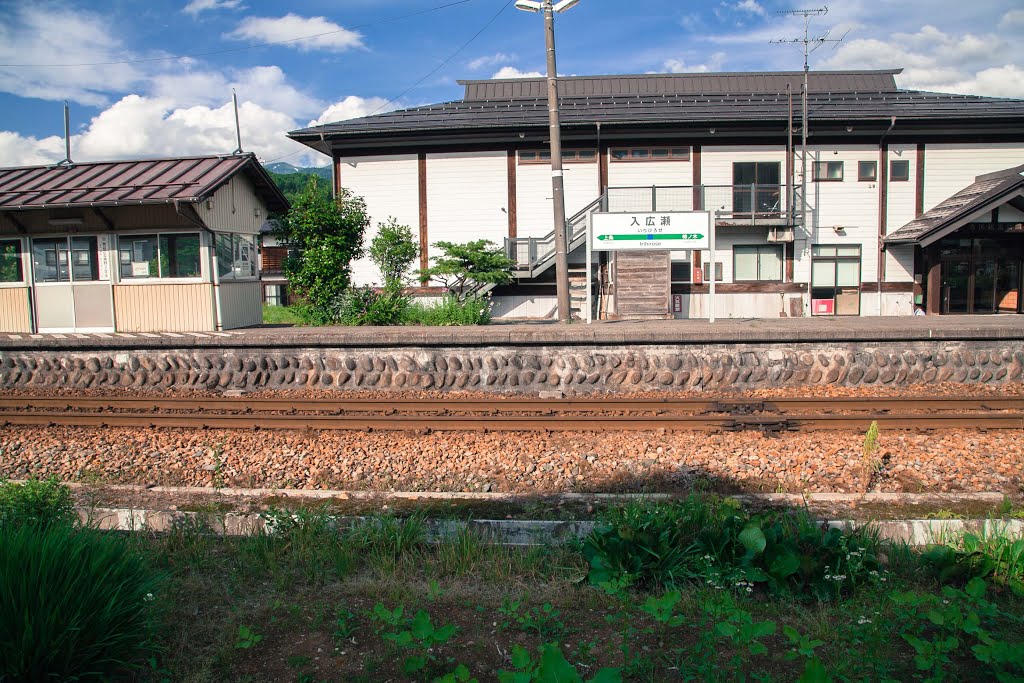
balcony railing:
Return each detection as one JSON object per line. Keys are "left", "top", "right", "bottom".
{"left": 505, "top": 195, "right": 603, "bottom": 274}
{"left": 606, "top": 184, "right": 799, "bottom": 225}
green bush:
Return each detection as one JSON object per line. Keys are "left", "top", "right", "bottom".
{"left": 336, "top": 284, "right": 411, "bottom": 326}
{"left": 0, "top": 477, "right": 75, "bottom": 529}
{"left": 404, "top": 294, "right": 493, "bottom": 326}
{"left": 584, "top": 496, "right": 885, "bottom": 599}
{"left": 0, "top": 523, "right": 162, "bottom": 681}
{"left": 921, "top": 529, "right": 1024, "bottom": 596}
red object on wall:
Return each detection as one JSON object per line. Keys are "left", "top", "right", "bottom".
{"left": 812, "top": 299, "right": 835, "bottom": 315}
{"left": 693, "top": 266, "right": 703, "bottom": 285}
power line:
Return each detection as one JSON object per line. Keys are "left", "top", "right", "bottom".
{"left": 368, "top": 0, "right": 515, "bottom": 115}
{"left": 0, "top": 0, "right": 474, "bottom": 68}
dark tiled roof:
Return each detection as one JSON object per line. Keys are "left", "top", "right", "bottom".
{"left": 0, "top": 153, "right": 288, "bottom": 212}
{"left": 290, "top": 89, "right": 1024, "bottom": 140}
{"left": 459, "top": 70, "right": 902, "bottom": 100}
{"left": 885, "top": 164, "right": 1024, "bottom": 245}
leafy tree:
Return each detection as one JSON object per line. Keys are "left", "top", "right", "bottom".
{"left": 274, "top": 176, "right": 369, "bottom": 325}
{"left": 369, "top": 218, "right": 418, "bottom": 287}
{"left": 266, "top": 170, "right": 331, "bottom": 206}
{"left": 420, "top": 239, "right": 515, "bottom": 301}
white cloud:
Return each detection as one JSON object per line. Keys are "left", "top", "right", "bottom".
{"left": 492, "top": 66, "right": 543, "bottom": 79}
{"left": 149, "top": 65, "right": 322, "bottom": 117}
{"left": 659, "top": 52, "right": 726, "bottom": 74}
{"left": 183, "top": 0, "right": 245, "bottom": 17}
{"left": 822, "top": 25, "right": 1024, "bottom": 98}
{"left": 734, "top": 0, "right": 765, "bottom": 16}
{"left": 225, "top": 14, "right": 364, "bottom": 52}
{"left": 0, "top": 95, "right": 329, "bottom": 168}
{"left": 468, "top": 53, "right": 514, "bottom": 71}
{"left": 999, "top": 9, "right": 1024, "bottom": 32}
{"left": 308, "top": 96, "right": 394, "bottom": 126}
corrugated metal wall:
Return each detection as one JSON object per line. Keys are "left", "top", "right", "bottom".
{"left": 113, "top": 283, "right": 215, "bottom": 332}
{"left": 217, "top": 280, "right": 262, "bottom": 329}
{"left": 0, "top": 288, "right": 32, "bottom": 332}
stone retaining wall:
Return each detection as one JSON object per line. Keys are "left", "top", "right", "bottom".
{"left": 1, "top": 341, "right": 1022, "bottom": 393}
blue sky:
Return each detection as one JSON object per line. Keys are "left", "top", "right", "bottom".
{"left": 1, "top": 0, "right": 1021, "bottom": 167}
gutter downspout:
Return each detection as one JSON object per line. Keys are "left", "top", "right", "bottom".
{"left": 175, "top": 199, "right": 223, "bottom": 332}
{"left": 877, "top": 116, "right": 896, "bottom": 316}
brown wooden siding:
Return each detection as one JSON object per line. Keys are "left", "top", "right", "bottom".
{"left": 0, "top": 287, "right": 32, "bottom": 332}
{"left": 113, "top": 283, "right": 215, "bottom": 332}
{"left": 261, "top": 246, "right": 287, "bottom": 274}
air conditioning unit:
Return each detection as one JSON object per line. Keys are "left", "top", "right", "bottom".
{"left": 767, "top": 226, "right": 795, "bottom": 243}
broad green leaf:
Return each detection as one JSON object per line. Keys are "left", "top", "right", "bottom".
{"left": 403, "top": 655, "right": 427, "bottom": 674}
{"left": 798, "top": 657, "right": 833, "bottom": 683}
{"left": 965, "top": 577, "right": 987, "bottom": 599}
{"left": 738, "top": 525, "right": 767, "bottom": 554}
{"left": 411, "top": 610, "right": 433, "bottom": 639}
{"left": 714, "top": 622, "right": 738, "bottom": 638}
{"left": 770, "top": 552, "right": 801, "bottom": 578}
{"left": 536, "top": 643, "right": 582, "bottom": 683}
{"left": 510, "top": 645, "right": 532, "bottom": 669}
{"left": 587, "top": 669, "right": 623, "bottom": 683}
{"left": 752, "top": 620, "right": 776, "bottom": 638}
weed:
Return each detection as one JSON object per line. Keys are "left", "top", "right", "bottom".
{"left": 498, "top": 598, "right": 568, "bottom": 639}
{"left": 234, "top": 625, "right": 263, "bottom": 649}
{"left": 333, "top": 608, "right": 358, "bottom": 643}
{"left": 862, "top": 420, "right": 882, "bottom": 490}
{"left": 0, "top": 476, "right": 75, "bottom": 529}
{"left": 921, "top": 528, "right": 1024, "bottom": 596}
{"left": 371, "top": 603, "right": 458, "bottom": 679}
{"left": 498, "top": 643, "right": 621, "bottom": 683}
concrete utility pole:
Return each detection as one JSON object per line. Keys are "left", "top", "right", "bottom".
{"left": 542, "top": 0, "right": 571, "bottom": 322}
{"left": 516, "top": 0, "right": 579, "bottom": 321}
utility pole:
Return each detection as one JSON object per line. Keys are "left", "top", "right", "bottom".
{"left": 771, "top": 7, "right": 845, "bottom": 237}
{"left": 542, "top": 0, "right": 571, "bottom": 322}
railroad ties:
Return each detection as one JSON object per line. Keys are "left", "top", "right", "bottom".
{"left": 0, "top": 396, "right": 1023, "bottom": 432}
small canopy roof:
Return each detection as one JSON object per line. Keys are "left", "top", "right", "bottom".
{"left": 885, "top": 164, "right": 1024, "bottom": 247}
{"left": 0, "top": 152, "right": 288, "bottom": 214}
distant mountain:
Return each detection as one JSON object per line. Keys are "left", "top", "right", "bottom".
{"left": 264, "top": 162, "right": 331, "bottom": 179}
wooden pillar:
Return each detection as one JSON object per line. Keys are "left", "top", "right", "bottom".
{"left": 877, "top": 143, "right": 889, "bottom": 287}
{"left": 925, "top": 245, "right": 941, "bottom": 315}
{"left": 418, "top": 153, "right": 428, "bottom": 281}
{"left": 691, "top": 144, "right": 702, "bottom": 210}
{"left": 915, "top": 143, "right": 926, "bottom": 217}
{"left": 332, "top": 154, "right": 341, "bottom": 198}
{"left": 506, "top": 150, "right": 517, "bottom": 239}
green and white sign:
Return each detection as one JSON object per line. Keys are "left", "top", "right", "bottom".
{"left": 590, "top": 211, "right": 711, "bottom": 251}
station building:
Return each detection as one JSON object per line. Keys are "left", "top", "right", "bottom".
{"left": 288, "top": 69, "right": 1024, "bottom": 320}
{"left": 0, "top": 153, "right": 287, "bottom": 333}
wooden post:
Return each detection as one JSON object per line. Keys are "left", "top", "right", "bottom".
{"left": 925, "top": 245, "right": 941, "bottom": 315}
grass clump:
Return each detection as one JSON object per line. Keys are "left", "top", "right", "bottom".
{"left": 261, "top": 304, "right": 302, "bottom": 325}
{"left": 0, "top": 522, "right": 162, "bottom": 681}
{"left": 403, "top": 294, "right": 493, "bottom": 326}
{"left": 0, "top": 476, "right": 76, "bottom": 529}
{"left": 921, "top": 527, "right": 1024, "bottom": 596}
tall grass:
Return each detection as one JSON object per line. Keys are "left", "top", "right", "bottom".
{"left": 0, "top": 523, "right": 163, "bottom": 681}
{"left": 0, "top": 477, "right": 75, "bottom": 529}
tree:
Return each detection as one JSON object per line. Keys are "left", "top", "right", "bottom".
{"left": 369, "top": 218, "right": 418, "bottom": 287}
{"left": 420, "top": 239, "right": 515, "bottom": 301}
{"left": 274, "top": 176, "right": 369, "bottom": 325}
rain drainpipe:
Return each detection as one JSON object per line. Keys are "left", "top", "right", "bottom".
{"left": 877, "top": 116, "right": 896, "bottom": 316}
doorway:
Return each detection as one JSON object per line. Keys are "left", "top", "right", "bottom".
{"left": 31, "top": 235, "right": 114, "bottom": 332}
{"left": 939, "top": 237, "right": 1023, "bottom": 314}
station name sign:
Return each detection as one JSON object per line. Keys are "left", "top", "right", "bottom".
{"left": 591, "top": 211, "right": 711, "bottom": 251}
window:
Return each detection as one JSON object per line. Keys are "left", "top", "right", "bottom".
{"left": 670, "top": 260, "right": 691, "bottom": 283}
{"left": 0, "top": 239, "right": 23, "bottom": 283}
{"left": 734, "top": 245, "right": 784, "bottom": 281}
{"left": 119, "top": 232, "right": 200, "bottom": 280}
{"left": 610, "top": 147, "right": 690, "bottom": 162}
{"left": 702, "top": 261, "right": 724, "bottom": 282}
{"left": 519, "top": 149, "right": 595, "bottom": 164}
{"left": 216, "top": 233, "right": 256, "bottom": 280}
{"left": 890, "top": 159, "right": 910, "bottom": 182}
{"left": 811, "top": 245, "right": 862, "bottom": 316}
{"left": 858, "top": 161, "right": 877, "bottom": 182}
{"left": 732, "top": 162, "right": 782, "bottom": 214}
{"left": 813, "top": 161, "right": 844, "bottom": 181}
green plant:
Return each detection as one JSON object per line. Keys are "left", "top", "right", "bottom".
{"left": 369, "top": 217, "right": 419, "bottom": 286}
{"left": 862, "top": 420, "right": 882, "bottom": 490}
{"left": 262, "top": 304, "right": 303, "bottom": 325}
{"left": 0, "top": 476, "right": 75, "bottom": 529}
{"left": 921, "top": 529, "right": 1024, "bottom": 596}
{"left": 0, "top": 523, "right": 163, "bottom": 681}
{"left": 333, "top": 608, "right": 358, "bottom": 643}
{"left": 498, "top": 599, "right": 568, "bottom": 639}
{"left": 498, "top": 643, "right": 621, "bottom": 683}
{"left": 337, "top": 284, "right": 411, "bottom": 326}
{"left": 419, "top": 239, "right": 515, "bottom": 300}
{"left": 404, "top": 293, "right": 494, "bottom": 326}
{"left": 436, "top": 663, "right": 478, "bottom": 683}
{"left": 350, "top": 510, "right": 426, "bottom": 561}
{"left": 275, "top": 177, "right": 369, "bottom": 325}
{"left": 234, "top": 624, "right": 263, "bottom": 649}
{"left": 370, "top": 604, "right": 458, "bottom": 678}
{"left": 783, "top": 625, "right": 830, "bottom": 682}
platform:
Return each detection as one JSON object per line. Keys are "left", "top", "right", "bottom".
{"left": 0, "top": 315, "right": 1021, "bottom": 351}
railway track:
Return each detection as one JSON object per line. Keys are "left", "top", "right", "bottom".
{"left": 0, "top": 395, "right": 1022, "bottom": 432}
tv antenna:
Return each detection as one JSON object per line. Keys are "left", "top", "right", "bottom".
{"left": 770, "top": 6, "right": 847, "bottom": 238}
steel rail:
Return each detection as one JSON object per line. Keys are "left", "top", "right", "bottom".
{"left": 2, "top": 410, "right": 1023, "bottom": 432}
{"left": 1, "top": 396, "right": 1023, "bottom": 414}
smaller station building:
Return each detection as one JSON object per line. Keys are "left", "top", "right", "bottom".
{"left": 0, "top": 153, "right": 287, "bottom": 333}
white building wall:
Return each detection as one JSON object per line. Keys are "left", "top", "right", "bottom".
{"left": 426, "top": 150, "right": 507, "bottom": 256}
{"left": 516, "top": 158, "right": 599, "bottom": 238}
{"left": 923, "top": 143, "right": 1024, "bottom": 211}
{"left": 607, "top": 157, "right": 692, "bottom": 188}
{"left": 804, "top": 145, "right": 882, "bottom": 285}
{"left": 337, "top": 154, "right": 419, "bottom": 286}
{"left": 886, "top": 144, "right": 918, "bottom": 238}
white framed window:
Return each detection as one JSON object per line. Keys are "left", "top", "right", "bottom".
{"left": 813, "top": 161, "right": 844, "bottom": 182}
{"left": 118, "top": 232, "right": 201, "bottom": 280}
{"left": 610, "top": 147, "right": 690, "bottom": 162}
{"left": 216, "top": 233, "right": 257, "bottom": 280}
{"left": 734, "top": 244, "right": 784, "bottom": 282}
{"left": 0, "top": 238, "right": 24, "bottom": 285}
